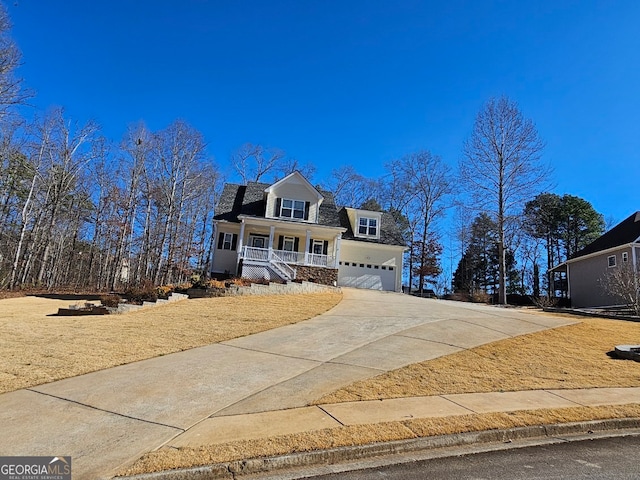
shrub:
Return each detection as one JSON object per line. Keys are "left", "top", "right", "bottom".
{"left": 157, "top": 285, "right": 174, "bottom": 298}
{"left": 190, "top": 274, "right": 204, "bottom": 288}
{"left": 531, "top": 295, "right": 559, "bottom": 308}
{"left": 100, "top": 294, "right": 122, "bottom": 308}
{"left": 124, "top": 281, "right": 158, "bottom": 304}
{"left": 471, "top": 292, "right": 491, "bottom": 303}
{"left": 205, "top": 279, "right": 226, "bottom": 289}
{"left": 174, "top": 282, "right": 193, "bottom": 292}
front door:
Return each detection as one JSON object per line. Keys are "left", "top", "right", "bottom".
{"left": 250, "top": 235, "right": 267, "bottom": 249}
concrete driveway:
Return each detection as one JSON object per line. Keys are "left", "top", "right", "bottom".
{"left": 0, "top": 289, "right": 575, "bottom": 479}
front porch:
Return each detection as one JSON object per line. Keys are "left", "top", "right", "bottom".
{"left": 239, "top": 246, "right": 338, "bottom": 284}
{"left": 234, "top": 216, "right": 345, "bottom": 283}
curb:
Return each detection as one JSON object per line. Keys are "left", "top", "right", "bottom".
{"left": 542, "top": 306, "right": 640, "bottom": 322}
{"left": 116, "top": 417, "right": 640, "bottom": 479}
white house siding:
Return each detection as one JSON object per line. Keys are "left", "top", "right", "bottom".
{"left": 212, "top": 224, "right": 241, "bottom": 275}
{"left": 265, "top": 182, "right": 321, "bottom": 222}
{"left": 337, "top": 240, "right": 404, "bottom": 292}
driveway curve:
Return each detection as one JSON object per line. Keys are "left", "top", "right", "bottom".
{"left": 0, "top": 288, "right": 575, "bottom": 479}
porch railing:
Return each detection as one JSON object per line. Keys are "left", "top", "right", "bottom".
{"left": 270, "top": 250, "right": 296, "bottom": 280}
{"left": 241, "top": 246, "right": 336, "bottom": 268}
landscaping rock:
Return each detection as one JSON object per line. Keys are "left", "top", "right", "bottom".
{"left": 614, "top": 345, "right": 640, "bottom": 362}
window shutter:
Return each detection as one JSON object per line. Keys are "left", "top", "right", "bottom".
{"left": 308, "top": 239, "right": 314, "bottom": 253}
{"left": 294, "top": 237, "right": 300, "bottom": 252}
{"left": 231, "top": 234, "right": 238, "bottom": 251}
{"left": 323, "top": 240, "right": 329, "bottom": 255}
{"left": 274, "top": 198, "right": 281, "bottom": 217}
{"left": 277, "top": 235, "right": 283, "bottom": 250}
{"left": 304, "top": 201, "right": 310, "bottom": 220}
{"left": 217, "top": 232, "right": 224, "bottom": 250}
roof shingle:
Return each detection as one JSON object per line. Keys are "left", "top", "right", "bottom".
{"left": 572, "top": 211, "right": 640, "bottom": 259}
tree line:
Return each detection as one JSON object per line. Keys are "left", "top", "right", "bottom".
{"left": 1, "top": 110, "right": 221, "bottom": 290}
{"left": 0, "top": 4, "right": 607, "bottom": 300}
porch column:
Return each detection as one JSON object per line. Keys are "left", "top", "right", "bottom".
{"left": 304, "top": 230, "right": 311, "bottom": 265}
{"left": 236, "top": 221, "right": 246, "bottom": 269}
{"left": 633, "top": 246, "right": 638, "bottom": 296}
{"left": 209, "top": 222, "right": 218, "bottom": 277}
{"left": 268, "top": 225, "right": 276, "bottom": 260}
{"left": 334, "top": 233, "right": 342, "bottom": 268}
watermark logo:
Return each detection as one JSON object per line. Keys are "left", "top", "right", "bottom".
{"left": 0, "top": 456, "right": 71, "bottom": 480}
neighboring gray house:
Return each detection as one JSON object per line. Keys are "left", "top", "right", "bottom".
{"left": 552, "top": 211, "right": 640, "bottom": 308}
{"left": 211, "top": 172, "right": 407, "bottom": 291}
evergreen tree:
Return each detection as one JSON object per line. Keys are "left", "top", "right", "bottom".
{"left": 453, "top": 213, "right": 519, "bottom": 296}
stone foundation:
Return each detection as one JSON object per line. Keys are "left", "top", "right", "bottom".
{"left": 230, "top": 281, "right": 340, "bottom": 296}
{"left": 294, "top": 266, "right": 338, "bottom": 286}
{"left": 187, "top": 281, "right": 340, "bottom": 298}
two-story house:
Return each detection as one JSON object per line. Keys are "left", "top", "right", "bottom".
{"left": 550, "top": 211, "right": 640, "bottom": 308}
{"left": 211, "top": 171, "right": 406, "bottom": 291}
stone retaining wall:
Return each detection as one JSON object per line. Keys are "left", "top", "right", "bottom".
{"left": 294, "top": 266, "right": 338, "bottom": 286}
{"left": 187, "top": 281, "right": 340, "bottom": 299}
{"left": 231, "top": 281, "right": 340, "bottom": 296}
{"left": 108, "top": 292, "right": 189, "bottom": 314}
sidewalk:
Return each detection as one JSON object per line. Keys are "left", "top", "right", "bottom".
{"left": 164, "top": 387, "right": 640, "bottom": 448}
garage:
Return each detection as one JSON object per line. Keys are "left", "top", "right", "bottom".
{"left": 337, "top": 262, "right": 397, "bottom": 291}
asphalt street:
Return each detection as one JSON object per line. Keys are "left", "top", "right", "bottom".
{"left": 303, "top": 434, "right": 640, "bottom": 480}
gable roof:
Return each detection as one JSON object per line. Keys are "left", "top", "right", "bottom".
{"left": 338, "top": 208, "right": 406, "bottom": 246}
{"left": 264, "top": 171, "right": 324, "bottom": 201}
{"left": 214, "top": 181, "right": 342, "bottom": 227}
{"left": 571, "top": 211, "right": 640, "bottom": 259}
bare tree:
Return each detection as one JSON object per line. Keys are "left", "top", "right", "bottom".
{"left": 386, "top": 151, "right": 453, "bottom": 292}
{"left": 460, "top": 96, "right": 548, "bottom": 304}
{"left": 231, "top": 143, "right": 284, "bottom": 184}
{"left": 274, "top": 157, "right": 316, "bottom": 182}
{"left": 0, "top": 4, "right": 31, "bottom": 117}
{"left": 326, "top": 164, "right": 380, "bottom": 208}
{"left": 600, "top": 259, "right": 640, "bottom": 316}
{"left": 6, "top": 121, "right": 39, "bottom": 288}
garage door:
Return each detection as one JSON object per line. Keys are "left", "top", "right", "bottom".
{"left": 337, "top": 263, "right": 397, "bottom": 291}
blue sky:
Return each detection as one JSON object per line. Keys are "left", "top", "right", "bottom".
{"left": 9, "top": 0, "right": 640, "bottom": 231}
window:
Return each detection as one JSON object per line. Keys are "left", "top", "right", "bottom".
{"left": 217, "top": 232, "right": 237, "bottom": 251}
{"left": 622, "top": 252, "right": 629, "bottom": 263}
{"left": 358, "top": 217, "right": 377, "bottom": 236}
{"left": 281, "top": 199, "right": 306, "bottom": 219}
{"left": 389, "top": 266, "right": 394, "bottom": 271}
{"left": 223, "top": 233, "right": 233, "bottom": 250}
{"left": 312, "top": 239, "right": 324, "bottom": 255}
{"left": 250, "top": 236, "right": 266, "bottom": 248}
{"left": 608, "top": 255, "right": 616, "bottom": 268}
{"left": 283, "top": 236, "right": 296, "bottom": 251}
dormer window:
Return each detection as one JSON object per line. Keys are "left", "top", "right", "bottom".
{"left": 281, "top": 199, "right": 306, "bottom": 219}
{"left": 358, "top": 217, "right": 378, "bottom": 236}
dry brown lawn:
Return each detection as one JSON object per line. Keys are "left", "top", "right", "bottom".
{"left": 316, "top": 316, "right": 640, "bottom": 404}
{"left": 120, "top": 404, "right": 640, "bottom": 475}
{"left": 0, "top": 293, "right": 342, "bottom": 394}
